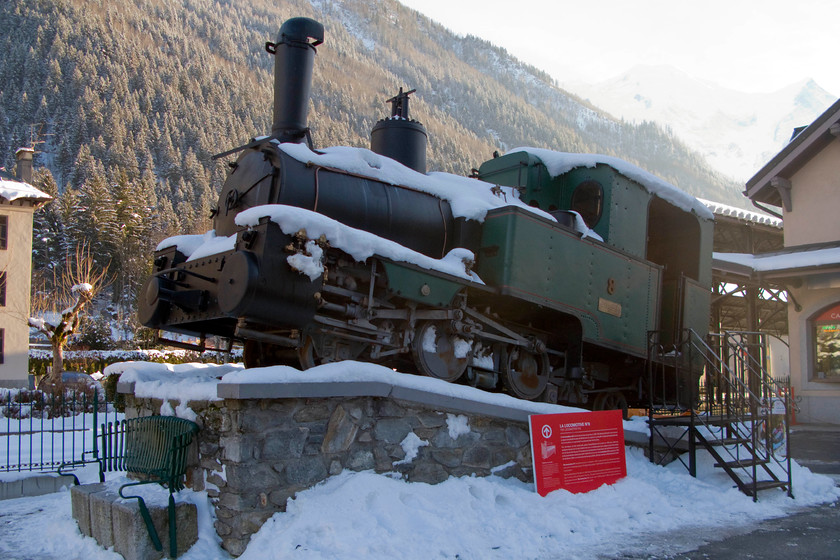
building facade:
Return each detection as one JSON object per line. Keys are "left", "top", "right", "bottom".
{"left": 731, "top": 99, "right": 840, "bottom": 424}
{"left": 0, "top": 148, "right": 51, "bottom": 388}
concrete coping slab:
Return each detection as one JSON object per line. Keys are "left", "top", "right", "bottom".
{"left": 217, "top": 379, "right": 545, "bottom": 423}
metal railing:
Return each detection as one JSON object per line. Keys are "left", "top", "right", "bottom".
{"left": 1, "top": 388, "right": 121, "bottom": 475}
{"left": 648, "top": 329, "right": 792, "bottom": 500}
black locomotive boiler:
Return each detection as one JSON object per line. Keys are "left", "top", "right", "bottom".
{"left": 139, "top": 17, "right": 714, "bottom": 410}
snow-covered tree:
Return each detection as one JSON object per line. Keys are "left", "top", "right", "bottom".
{"left": 29, "top": 245, "right": 109, "bottom": 385}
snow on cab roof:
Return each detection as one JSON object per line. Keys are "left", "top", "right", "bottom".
{"left": 0, "top": 178, "right": 51, "bottom": 203}
{"left": 274, "top": 142, "right": 555, "bottom": 222}
{"left": 508, "top": 147, "right": 715, "bottom": 221}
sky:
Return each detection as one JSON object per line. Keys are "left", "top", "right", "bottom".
{"left": 399, "top": 0, "right": 840, "bottom": 97}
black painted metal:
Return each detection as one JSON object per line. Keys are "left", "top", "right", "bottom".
{"left": 267, "top": 17, "right": 324, "bottom": 144}
{"left": 647, "top": 330, "right": 793, "bottom": 500}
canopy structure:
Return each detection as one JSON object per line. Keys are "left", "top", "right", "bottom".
{"left": 704, "top": 200, "right": 788, "bottom": 337}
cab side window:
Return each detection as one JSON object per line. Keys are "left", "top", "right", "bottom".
{"left": 570, "top": 181, "right": 603, "bottom": 228}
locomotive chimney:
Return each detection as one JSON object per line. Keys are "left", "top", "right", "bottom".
{"left": 370, "top": 88, "right": 428, "bottom": 173}
{"left": 265, "top": 17, "right": 324, "bottom": 145}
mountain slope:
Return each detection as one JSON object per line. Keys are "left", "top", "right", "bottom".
{"left": 571, "top": 65, "right": 836, "bottom": 180}
{"left": 0, "top": 0, "right": 747, "bottom": 226}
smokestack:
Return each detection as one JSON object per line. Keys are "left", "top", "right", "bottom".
{"left": 265, "top": 17, "right": 324, "bottom": 145}
{"left": 15, "top": 147, "right": 34, "bottom": 184}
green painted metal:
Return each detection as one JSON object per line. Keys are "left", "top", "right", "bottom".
{"left": 477, "top": 206, "right": 662, "bottom": 357}
{"left": 382, "top": 261, "right": 464, "bottom": 307}
{"left": 478, "top": 150, "right": 715, "bottom": 350}
{"left": 118, "top": 416, "right": 199, "bottom": 559}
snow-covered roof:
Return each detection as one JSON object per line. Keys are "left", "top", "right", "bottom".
{"left": 714, "top": 244, "right": 840, "bottom": 276}
{"left": 507, "top": 147, "right": 715, "bottom": 221}
{"left": 699, "top": 198, "right": 783, "bottom": 229}
{"left": 0, "top": 178, "right": 51, "bottom": 203}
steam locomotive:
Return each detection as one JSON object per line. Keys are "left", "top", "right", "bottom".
{"left": 139, "top": 17, "right": 714, "bottom": 409}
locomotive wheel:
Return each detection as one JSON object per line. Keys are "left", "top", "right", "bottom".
{"left": 593, "top": 390, "right": 629, "bottom": 419}
{"left": 502, "top": 347, "right": 549, "bottom": 400}
{"left": 411, "top": 321, "right": 468, "bottom": 382}
{"left": 243, "top": 340, "right": 298, "bottom": 369}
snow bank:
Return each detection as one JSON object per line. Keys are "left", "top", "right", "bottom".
{"left": 105, "top": 361, "right": 244, "bottom": 402}
{"left": 237, "top": 448, "right": 838, "bottom": 560}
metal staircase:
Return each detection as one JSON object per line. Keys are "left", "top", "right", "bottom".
{"left": 647, "top": 330, "right": 793, "bottom": 500}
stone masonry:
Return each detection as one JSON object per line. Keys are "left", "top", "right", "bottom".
{"left": 122, "top": 383, "right": 538, "bottom": 557}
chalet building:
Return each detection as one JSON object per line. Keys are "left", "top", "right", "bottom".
{"left": 716, "top": 98, "right": 840, "bottom": 424}
{"left": 0, "top": 148, "right": 51, "bottom": 388}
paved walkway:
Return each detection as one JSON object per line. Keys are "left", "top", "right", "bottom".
{"left": 614, "top": 423, "right": 840, "bottom": 560}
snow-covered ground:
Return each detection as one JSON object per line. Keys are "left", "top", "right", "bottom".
{"left": 0, "top": 448, "right": 836, "bottom": 560}
{"left": 1, "top": 361, "right": 838, "bottom": 559}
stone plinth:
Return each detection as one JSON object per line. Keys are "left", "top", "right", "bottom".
{"left": 122, "top": 376, "right": 554, "bottom": 556}
{"left": 70, "top": 483, "right": 198, "bottom": 560}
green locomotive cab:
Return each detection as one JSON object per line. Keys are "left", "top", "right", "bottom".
{"left": 476, "top": 149, "right": 714, "bottom": 405}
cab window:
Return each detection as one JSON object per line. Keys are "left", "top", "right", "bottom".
{"left": 570, "top": 181, "right": 603, "bottom": 228}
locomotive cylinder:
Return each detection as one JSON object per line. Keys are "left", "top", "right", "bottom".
{"left": 267, "top": 17, "right": 324, "bottom": 143}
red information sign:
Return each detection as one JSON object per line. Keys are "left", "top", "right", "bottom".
{"left": 528, "top": 410, "right": 626, "bottom": 496}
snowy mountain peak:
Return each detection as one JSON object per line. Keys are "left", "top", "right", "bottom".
{"left": 570, "top": 66, "right": 837, "bottom": 181}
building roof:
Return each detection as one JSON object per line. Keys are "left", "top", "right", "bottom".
{"left": 745, "top": 98, "right": 840, "bottom": 209}
{"left": 699, "top": 198, "right": 782, "bottom": 229}
{"left": 714, "top": 240, "right": 840, "bottom": 281}
{"left": 0, "top": 175, "right": 52, "bottom": 203}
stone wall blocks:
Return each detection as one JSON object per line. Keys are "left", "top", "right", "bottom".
{"left": 268, "top": 488, "right": 295, "bottom": 509}
{"left": 406, "top": 462, "right": 449, "bottom": 485}
{"left": 225, "top": 463, "right": 279, "bottom": 489}
{"left": 416, "top": 411, "right": 446, "bottom": 428}
{"left": 200, "top": 456, "right": 224, "bottom": 472}
{"left": 220, "top": 435, "right": 258, "bottom": 462}
{"left": 285, "top": 456, "right": 329, "bottom": 487}
{"left": 293, "top": 401, "right": 333, "bottom": 422}
{"left": 431, "top": 448, "right": 463, "bottom": 468}
{"left": 206, "top": 471, "right": 227, "bottom": 490}
{"left": 505, "top": 426, "right": 531, "bottom": 448}
{"left": 239, "top": 510, "right": 275, "bottom": 535}
{"left": 218, "top": 491, "right": 256, "bottom": 511}
{"left": 375, "top": 399, "right": 406, "bottom": 418}
{"left": 199, "top": 441, "right": 220, "bottom": 456}
{"left": 223, "top": 537, "right": 250, "bottom": 558}
{"left": 373, "top": 418, "right": 413, "bottom": 443}
{"left": 347, "top": 450, "right": 375, "bottom": 471}
{"left": 322, "top": 405, "right": 360, "bottom": 454}
{"left": 432, "top": 430, "right": 479, "bottom": 449}
{"left": 462, "top": 446, "right": 492, "bottom": 469}
{"left": 480, "top": 429, "right": 506, "bottom": 443}
{"left": 373, "top": 447, "right": 393, "bottom": 472}
{"left": 262, "top": 426, "right": 310, "bottom": 459}
{"left": 214, "top": 521, "right": 232, "bottom": 536}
